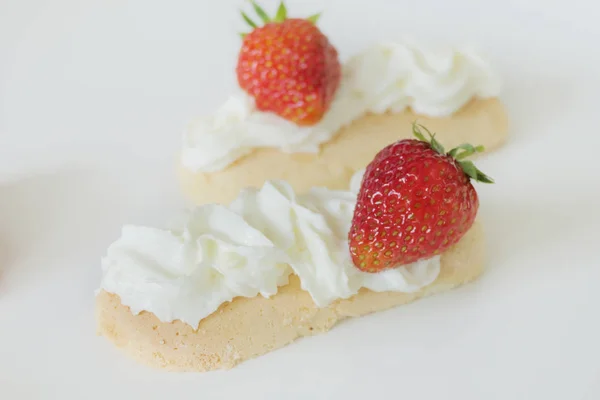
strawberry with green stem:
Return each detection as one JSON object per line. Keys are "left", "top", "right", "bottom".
{"left": 349, "top": 123, "right": 493, "bottom": 273}
{"left": 236, "top": 1, "right": 341, "bottom": 126}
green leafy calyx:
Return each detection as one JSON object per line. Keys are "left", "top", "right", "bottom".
{"left": 412, "top": 122, "right": 494, "bottom": 184}
{"left": 239, "top": 1, "right": 321, "bottom": 38}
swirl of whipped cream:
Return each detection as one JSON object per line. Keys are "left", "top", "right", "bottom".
{"left": 181, "top": 40, "right": 501, "bottom": 173}
{"left": 99, "top": 170, "right": 440, "bottom": 328}
{"left": 99, "top": 205, "right": 290, "bottom": 327}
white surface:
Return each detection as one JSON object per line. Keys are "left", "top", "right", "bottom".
{"left": 1, "top": 0, "right": 599, "bottom": 398}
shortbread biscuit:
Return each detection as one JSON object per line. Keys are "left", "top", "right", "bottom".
{"left": 96, "top": 221, "right": 484, "bottom": 372}
{"left": 179, "top": 99, "right": 507, "bottom": 205}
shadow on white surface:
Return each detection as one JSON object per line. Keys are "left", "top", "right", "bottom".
{"left": 481, "top": 196, "right": 597, "bottom": 267}
{"left": 0, "top": 169, "right": 101, "bottom": 291}
{"left": 0, "top": 161, "right": 181, "bottom": 294}
{"left": 501, "top": 72, "right": 577, "bottom": 150}
{"left": 0, "top": 238, "right": 13, "bottom": 293}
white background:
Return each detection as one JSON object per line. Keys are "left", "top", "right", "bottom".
{"left": 1, "top": 0, "right": 599, "bottom": 399}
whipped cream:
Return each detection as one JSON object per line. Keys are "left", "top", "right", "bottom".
{"left": 99, "top": 170, "right": 440, "bottom": 328}
{"left": 182, "top": 40, "right": 501, "bottom": 173}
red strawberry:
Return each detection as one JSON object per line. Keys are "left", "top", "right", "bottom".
{"left": 349, "top": 123, "right": 494, "bottom": 273}
{"left": 236, "top": 1, "right": 341, "bottom": 126}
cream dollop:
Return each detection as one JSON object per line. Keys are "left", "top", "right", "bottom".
{"left": 99, "top": 170, "right": 440, "bottom": 328}
{"left": 181, "top": 40, "right": 501, "bottom": 173}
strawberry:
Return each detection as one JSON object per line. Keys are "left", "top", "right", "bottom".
{"left": 349, "top": 123, "right": 494, "bottom": 273}
{"left": 236, "top": 1, "right": 341, "bottom": 126}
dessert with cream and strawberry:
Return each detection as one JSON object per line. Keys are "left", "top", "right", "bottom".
{"left": 97, "top": 123, "right": 493, "bottom": 371}
{"left": 178, "top": 1, "right": 508, "bottom": 205}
